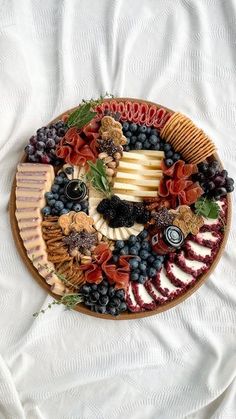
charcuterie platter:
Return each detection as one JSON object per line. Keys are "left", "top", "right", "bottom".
{"left": 9, "top": 97, "right": 233, "bottom": 319}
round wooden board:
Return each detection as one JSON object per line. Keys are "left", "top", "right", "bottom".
{"left": 9, "top": 98, "right": 232, "bottom": 320}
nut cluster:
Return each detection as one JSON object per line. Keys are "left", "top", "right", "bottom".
{"left": 98, "top": 151, "right": 122, "bottom": 179}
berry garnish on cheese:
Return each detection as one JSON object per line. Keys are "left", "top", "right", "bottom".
{"left": 190, "top": 231, "right": 222, "bottom": 248}
{"left": 165, "top": 261, "right": 195, "bottom": 288}
{"left": 185, "top": 240, "right": 214, "bottom": 263}
{"left": 145, "top": 281, "right": 168, "bottom": 304}
{"left": 176, "top": 251, "right": 208, "bottom": 277}
{"left": 154, "top": 266, "right": 182, "bottom": 298}
{"left": 132, "top": 283, "right": 156, "bottom": 310}
{"left": 126, "top": 283, "right": 144, "bottom": 312}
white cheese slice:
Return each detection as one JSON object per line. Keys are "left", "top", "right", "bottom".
{"left": 114, "top": 193, "right": 141, "bottom": 202}
{"left": 182, "top": 257, "right": 207, "bottom": 270}
{"left": 16, "top": 196, "right": 45, "bottom": 209}
{"left": 16, "top": 188, "right": 43, "bottom": 198}
{"left": 115, "top": 170, "right": 162, "bottom": 180}
{"left": 168, "top": 263, "right": 193, "bottom": 284}
{"left": 118, "top": 160, "right": 162, "bottom": 170}
{"left": 17, "top": 162, "right": 54, "bottom": 177}
{"left": 114, "top": 177, "right": 160, "bottom": 188}
{"left": 159, "top": 267, "right": 180, "bottom": 293}
{"left": 196, "top": 231, "right": 219, "bottom": 242}
{"left": 188, "top": 241, "right": 212, "bottom": 256}
{"left": 122, "top": 150, "right": 164, "bottom": 160}
{"left": 23, "top": 235, "right": 46, "bottom": 250}
{"left": 131, "top": 150, "right": 165, "bottom": 158}
{"left": 148, "top": 282, "right": 167, "bottom": 300}
{"left": 113, "top": 188, "right": 158, "bottom": 197}
{"left": 19, "top": 225, "right": 42, "bottom": 240}
{"left": 136, "top": 284, "right": 154, "bottom": 304}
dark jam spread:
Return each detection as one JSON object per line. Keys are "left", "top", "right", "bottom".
{"left": 151, "top": 225, "right": 184, "bottom": 255}
{"left": 64, "top": 179, "right": 87, "bottom": 201}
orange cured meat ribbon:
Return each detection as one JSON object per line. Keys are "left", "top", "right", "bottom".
{"left": 159, "top": 160, "right": 203, "bottom": 208}
{"left": 80, "top": 243, "right": 130, "bottom": 290}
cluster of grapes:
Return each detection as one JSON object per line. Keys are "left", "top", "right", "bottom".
{"left": 113, "top": 230, "right": 164, "bottom": 284}
{"left": 121, "top": 121, "right": 181, "bottom": 167}
{"left": 80, "top": 280, "right": 127, "bottom": 316}
{"left": 97, "top": 195, "right": 150, "bottom": 228}
{"left": 42, "top": 169, "right": 88, "bottom": 217}
{"left": 24, "top": 120, "right": 68, "bottom": 165}
{"left": 193, "top": 160, "right": 234, "bottom": 200}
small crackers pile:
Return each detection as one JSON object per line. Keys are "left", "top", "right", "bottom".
{"left": 99, "top": 116, "right": 127, "bottom": 146}
{"left": 58, "top": 211, "right": 95, "bottom": 235}
{"left": 160, "top": 112, "right": 216, "bottom": 164}
{"left": 170, "top": 205, "right": 204, "bottom": 237}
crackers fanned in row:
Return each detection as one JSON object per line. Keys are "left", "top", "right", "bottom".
{"left": 160, "top": 112, "right": 216, "bottom": 164}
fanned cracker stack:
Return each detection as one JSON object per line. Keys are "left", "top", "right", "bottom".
{"left": 160, "top": 112, "right": 217, "bottom": 164}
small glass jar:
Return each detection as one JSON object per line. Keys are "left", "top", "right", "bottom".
{"left": 64, "top": 179, "right": 87, "bottom": 202}
{"left": 151, "top": 225, "right": 184, "bottom": 255}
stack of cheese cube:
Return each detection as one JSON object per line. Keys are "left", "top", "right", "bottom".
{"left": 112, "top": 150, "right": 164, "bottom": 202}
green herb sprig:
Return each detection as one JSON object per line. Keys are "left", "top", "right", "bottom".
{"left": 32, "top": 262, "right": 84, "bottom": 317}
{"left": 195, "top": 197, "right": 220, "bottom": 219}
{"left": 86, "top": 159, "right": 112, "bottom": 197}
{"left": 67, "top": 93, "right": 114, "bottom": 129}
{"left": 33, "top": 294, "right": 84, "bottom": 317}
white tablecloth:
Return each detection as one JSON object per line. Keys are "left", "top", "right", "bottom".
{"left": 0, "top": 1, "right": 235, "bottom": 418}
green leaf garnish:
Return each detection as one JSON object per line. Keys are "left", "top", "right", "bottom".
{"left": 67, "top": 93, "right": 114, "bottom": 129}
{"left": 195, "top": 197, "right": 220, "bottom": 219}
{"left": 86, "top": 159, "right": 112, "bottom": 197}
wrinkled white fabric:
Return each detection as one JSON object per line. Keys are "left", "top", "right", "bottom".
{"left": 0, "top": 0, "right": 235, "bottom": 418}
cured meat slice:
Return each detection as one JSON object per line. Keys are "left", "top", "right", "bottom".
{"left": 126, "top": 283, "right": 144, "bottom": 312}
{"left": 185, "top": 240, "right": 213, "bottom": 263}
{"left": 146, "top": 105, "right": 158, "bottom": 126}
{"left": 132, "top": 283, "right": 156, "bottom": 310}
{"left": 165, "top": 261, "right": 195, "bottom": 288}
{"left": 132, "top": 102, "right": 141, "bottom": 123}
{"left": 154, "top": 266, "right": 182, "bottom": 298}
{"left": 176, "top": 251, "right": 208, "bottom": 277}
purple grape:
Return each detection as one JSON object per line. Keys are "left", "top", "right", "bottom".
{"left": 207, "top": 181, "right": 215, "bottom": 191}
{"left": 24, "top": 144, "right": 35, "bottom": 155}
{"left": 35, "top": 150, "right": 44, "bottom": 158}
{"left": 28, "top": 155, "right": 38, "bottom": 162}
{"left": 46, "top": 139, "right": 56, "bottom": 148}
{"left": 41, "top": 154, "right": 51, "bottom": 164}
{"left": 36, "top": 141, "right": 45, "bottom": 151}
{"left": 29, "top": 136, "right": 37, "bottom": 146}
{"left": 226, "top": 184, "right": 234, "bottom": 193}
{"left": 215, "top": 187, "right": 227, "bottom": 198}
{"left": 214, "top": 176, "right": 225, "bottom": 187}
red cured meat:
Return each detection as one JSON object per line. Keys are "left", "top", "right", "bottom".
{"left": 56, "top": 121, "right": 99, "bottom": 166}
{"left": 95, "top": 100, "right": 172, "bottom": 130}
{"left": 159, "top": 160, "right": 203, "bottom": 208}
{"left": 80, "top": 243, "right": 130, "bottom": 290}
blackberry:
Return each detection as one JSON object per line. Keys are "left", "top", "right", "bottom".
{"left": 109, "top": 218, "right": 122, "bottom": 228}
{"left": 104, "top": 208, "right": 117, "bottom": 220}
{"left": 97, "top": 199, "right": 110, "bottom": 214}
{"left": 110, "top": 195, "right": 121, "bottom": 207}
{"left": 136, "top": 211, "right": 150, "bottom": 224}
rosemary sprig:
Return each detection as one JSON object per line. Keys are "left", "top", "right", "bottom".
{"left": 86, "top": 159, "right": 112, "bottom": 197}
{"left": 32, "top": 262, "right": 84, "bottom": 317}
{"left": 33, "top": 294, "right": 84, "bottom": 317}
{"left": 67, "top": 93, "right": 114, "bottom": 129}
